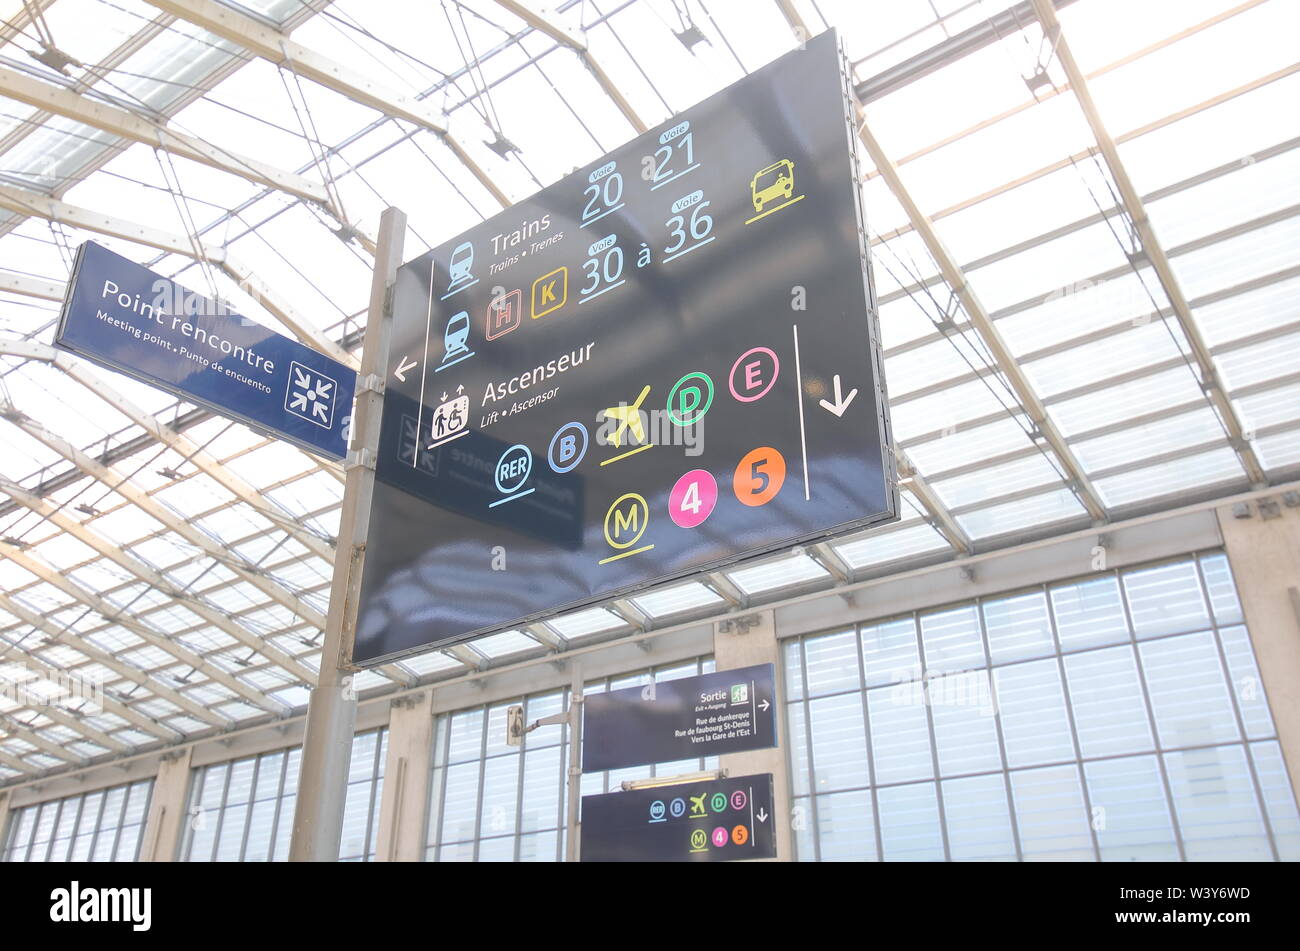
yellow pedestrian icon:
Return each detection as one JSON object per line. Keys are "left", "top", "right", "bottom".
{"left": 745, "top": 158, "right": 804, "bottom": 224}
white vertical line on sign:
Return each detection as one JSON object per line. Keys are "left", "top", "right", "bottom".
{"left": 414, "top": 261, "right": 436, "bottom": 466}
{"left": 792, "top": 324, "right": 810, "bottom": 500}
{"left": 749, "top": 786, "right": 755, "bottom": 847}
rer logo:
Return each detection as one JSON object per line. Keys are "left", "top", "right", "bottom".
{"left": 490, "top": 444, "right": 535, "bottom": 509}
{"left": 599, "top": 492, "right": 654, "bottom": 565}
{"left": 285, "top": 362, "right": 337, "bottom": 429}
{"left": 531, "top": 266, "right": 568, "bottom": 319}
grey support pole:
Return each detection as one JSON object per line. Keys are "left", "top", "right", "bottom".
{"left": 565, "top": 662, "right": 583, "bottom": 862}
{"left": 290, "top": 206, "right": 407, "bottom": 862}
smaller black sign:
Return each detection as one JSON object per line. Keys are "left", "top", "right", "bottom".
{"left": 582, "top": 663, "right": 777, "bottom": 772}
{"left": 580, "top": 773, "right": 776, "bottom": 862}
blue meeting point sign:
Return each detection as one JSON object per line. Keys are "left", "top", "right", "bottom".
{"left": 54, "top": 241, "right": 354, "bottom": 460}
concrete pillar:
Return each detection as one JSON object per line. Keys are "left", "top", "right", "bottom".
{"left": 374, "top": 691, "right": 434, "bottom": 862}
{"left": 0, "top": 788, "right": 11, "bottom": 853}
{"left": 713, "top": 609, "right": 792, "bottom": 861}
{"left": 140, "top": 747, "right": 193, "bottom": 862}
{"left": 1217, "top": 496, "right": 1300, "bottom": 800}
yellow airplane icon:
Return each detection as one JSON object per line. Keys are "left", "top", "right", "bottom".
{"left": 603, "top": 385, "right": 650, "bottom": 447}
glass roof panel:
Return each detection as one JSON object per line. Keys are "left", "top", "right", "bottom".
{"left": 931, "top": 452, "right": 1066, "bottom": 511}
{"left": 1094, "top": 446, "right": 1246, "bottom": 507}
{"left": 955, "top": 487, "right": 1087, "bottom": 539}
{"left": 472, "top": 630, "right": 540, "bottom": 658}
{"left": 994, "top": 268, "right": 1157, "bottom": 358}
{"left": 1022, "top": 320, "right": 1187, "bottom": 399}
{"left": 934, "top": 162, "right": 1113, "bottom": 266}
{"left": 1253, "top": 426, "right": 1300, "bottom": 472}
{"left": 1047, "top": 365, "right": 1208, "bottom": 436}
{"left": 1214, "top": 330, "right": 1300, "bottom": 392}
{"left": 965, "top": 219, "right": 1134, "bottom": 315}
{"left": 834, "top": 521, "right": 951, "bottom": 570}
{"left": 1146, "top": 145, "right": 1300, "bottom": 249}
{"left": 890, "top": 92, "right": 1094, "bottom": 219}
{"left": 1073, "top": 406, "right": 1228, "bottom": 474}
{"left": 1169, "top": 205, "right": 1300, "bottom": 302}
{"left": 726, "top": 551, "right": 828, "bottom": 595}
{"left": 1116, "top": 69, "right": 1300, "bottom": 195}
{"left": 1084, "top": 0, "right": 1298, "bottom": 136}
{"left": 1059, "top": 0, "right": 1235, "bottom": 74}
{"left": 547, "top": 606, "right": 624, "bottom": 639}
{"left": 630, "top": 581, "right": 724, "bottom": 617}
{"left": 1235, "top": 380, "right": 1300, "bottom": 434}
{"left": 904, "top": 417, "right": 1034, "bottom": 473}
{"left": 889, "top": 377, "right": 1025, "bottom": 442}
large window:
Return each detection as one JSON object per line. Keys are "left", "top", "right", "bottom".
{"left": 2, "top": 779, "right": 153, "bottom": 862}
{"left": 179, "top": 728, "right": 386, "bottom": 862}
{"left": 427, "top": 657, "right": 716, "bottom": 862}
{"left": 784, "top": 551, "right": 1300, "bottom": 861}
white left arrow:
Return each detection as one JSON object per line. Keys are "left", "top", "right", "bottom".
{"left": 393, "top": 355, "right": 417, "bottom": 382}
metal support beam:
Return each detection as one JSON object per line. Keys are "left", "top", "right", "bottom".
{"left": 0, "top": 64, "right": 334, "bottom": 208}
{"left": 446, "top": 645, "right": 483, "bottom": 671}
{"left": 495, "top": 0, "right": 648, "bottom": 133}
{"left": 11, "top": 699, "right": 128, "bottom": 756}
{"left": 526, "top": 621, "right": 565, "bottom": 651}
{"left": 144, "top": 0, "right": 511, "bottom": 207}
{"left": 0, "top": 269, "right": 63, "bottom": 301}
{"left": 0, "top": 183, "right": 227, "bottom": 261}
{"left": 0, "top": 747, "right": 40, "bottom": 775}
{"left": 1030, "top": 0, "right": 1267, "bottom": 487}
{"left": 218, "top": 258, "right": 357, "bottom": 367}
{"left": 853, "top": 0, "right": 1080, "bottom": 104}
{"left": 854, "top": 111, "right": 1107, "bottom": 521}
{"left": 291, "top": 206, "right": 406, "bottom": 861}
{"left": 0, "top": 713, "right": 85, "bottom": 766}
{"left": 0, "top": 184, "right": 354, "bottom": 365}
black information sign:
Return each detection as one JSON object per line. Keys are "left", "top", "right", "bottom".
{"left": 580, "top": 773, "right": 776, "bottom": 862}
{"left": 583, "top": 663, "right": 776, "bottom": 772}
{"left": 354, "top": 30, "right": 895, "bottom": 664}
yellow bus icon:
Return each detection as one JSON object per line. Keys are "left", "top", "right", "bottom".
{"left": 750, "top": 159, "right": 794, "bottom": 214}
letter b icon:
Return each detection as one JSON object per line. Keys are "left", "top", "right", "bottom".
{"left": 548, "top": 421, "right": 587, "bottom": 473}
